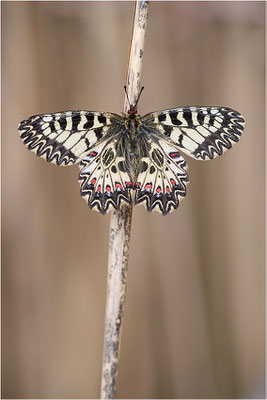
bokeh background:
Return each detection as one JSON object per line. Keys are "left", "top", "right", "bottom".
{"left": 2, "top": 1, "right": 265, "bottom": 398}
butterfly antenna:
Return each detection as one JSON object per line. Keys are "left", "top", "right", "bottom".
{"left": 134, "top": 86, "right": 144, "bottom": 108}
{"left": 124, "top": 86, "right": 131, "bottom": 108}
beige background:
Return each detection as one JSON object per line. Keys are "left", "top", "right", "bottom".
{"left": 2, "top": 1, "right": 265, "bottom": 398}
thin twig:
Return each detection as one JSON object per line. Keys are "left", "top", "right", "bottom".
{"left": 100, "top": 1, "right": 150, "bottom": 398}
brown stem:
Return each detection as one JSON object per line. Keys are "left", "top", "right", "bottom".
{"left": 100, "top": 1, "right": 150, "bottom": 398}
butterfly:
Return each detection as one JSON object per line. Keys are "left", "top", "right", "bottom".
{"left": 18, "top": 88, "right": 245, "bottom": 215}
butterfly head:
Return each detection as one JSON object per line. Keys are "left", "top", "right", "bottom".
{"left": 127, "top": 105, "right": 138, "bottom": 116}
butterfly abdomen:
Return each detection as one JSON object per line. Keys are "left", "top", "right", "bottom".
{"left": 119, "top": 114, "right": 143, "bottom": 183}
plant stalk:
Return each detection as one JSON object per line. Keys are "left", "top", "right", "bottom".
{"left": 100, "top": 1, "right": 150, "bottom": 398}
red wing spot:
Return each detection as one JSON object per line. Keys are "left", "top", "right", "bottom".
{"left": 145, "top": 184, "right": 152, "bottom": 190}
{"left": 89, "top": 151, "right": 97, "bottom": 157}
{"left": 156, "top": 187, "right": 162, "bottom": 193}
{"left": 97, "top": 185, "right": 101, "bottom": 192}
{"left": 125, "top": 181, "right": 133, "bottom": 188}
{"left": 135, "top": 182, "right": 141, "bottom": 187}
{"left": 170, "top": 152, "right": 179, "bottom": 158}
{"left": 106, "top": 186, "right": 111, "bottom": 192}
{"left": 170, "top": 179, "right": 176, "bottom": 185}
{"left": 90, "top": 178, "right": 96, "bottom": 185}
{"left": 115, "top": 183, "right": 123, "bottom": 189}
{"left": 166, "top": 186, "right": 171, "bottom": 192}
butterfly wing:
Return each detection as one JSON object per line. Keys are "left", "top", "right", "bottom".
{"left": 134, "top": 135, "right": 188, "bottom": 215}
{"left": 142, "top": 106, "right": 245, "bottom": 160}
{"left": 79, "top": 140, "right": 133, "bottom": 214}
{"left": 19, "top": 110, "right": 133, "bottom": 214}
{"left": 18, "top": 110, "right": 120, "bottom": 166}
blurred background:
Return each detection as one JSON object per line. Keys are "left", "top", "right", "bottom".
{"left": 2, "top": 1, "right": 265, "bottom": 398}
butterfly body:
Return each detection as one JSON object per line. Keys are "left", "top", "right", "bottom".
{"left": 121, "top": 111, "right": 143, "bottom": 183}
{"left": 19, "top": 103, "right": 245, "bottom": 215}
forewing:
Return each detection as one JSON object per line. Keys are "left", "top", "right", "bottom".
{"left": 142, "top": 106, "right": 245, "bottom": 160}
{"left": 18, "top": 110, "right": 121, "bottom": 166}
{"left": 79, "top": 140, "right": 133, "bottom": 214}
{"left": 135, "top": 136, "right": 188, "bottom": 215}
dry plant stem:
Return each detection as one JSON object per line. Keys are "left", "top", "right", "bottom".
{"left": 100, "top": 1, "right": 149, "bottom": 399}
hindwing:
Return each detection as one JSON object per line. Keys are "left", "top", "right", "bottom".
{"left": 78, "top": 140, "right": 132, "bottom": 214}
{"left": 142, "top": 106, "right": 245, "bottom": 160}
{"left": 135, "top": 136, "right": 188, "bottom": 215}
